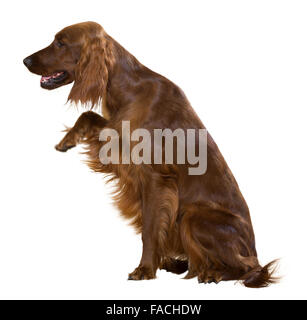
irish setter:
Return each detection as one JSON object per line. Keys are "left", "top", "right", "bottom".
{"left": 23, "top": 22, "right": 277, "bottom": 287}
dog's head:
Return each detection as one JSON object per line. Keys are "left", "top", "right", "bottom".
{"left": 23, "top": 21, "right": 112, "bottom": 106}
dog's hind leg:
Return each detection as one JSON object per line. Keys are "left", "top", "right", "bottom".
{"left": 55, "top": 111, "right": 108, "bottom": 152}
{"left": 180, "top": 203, "right": 259, "bottom": 284}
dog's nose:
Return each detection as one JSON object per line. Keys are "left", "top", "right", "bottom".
{"left": 23, "top": 56, "right": 32, "bottom": 67}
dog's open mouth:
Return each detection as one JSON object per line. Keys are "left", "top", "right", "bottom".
{"left": 40, "top": 71, "right": 68, "bottom": 88}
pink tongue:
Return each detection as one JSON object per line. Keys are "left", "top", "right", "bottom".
{"left": 40, "top": 72, "right": 63, "bottom": 83}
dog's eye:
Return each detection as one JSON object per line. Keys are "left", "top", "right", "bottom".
{"left": 56, "top": 40, "right": 65, "bottom": 48}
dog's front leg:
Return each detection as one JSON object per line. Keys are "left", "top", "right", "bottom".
{"left": 128, "top": 184, "right": 159, "bottom": 280}
{"left": 55, "top": 111, "right": 108, "bottom": 152}
{"left": 128, "top": 176, "right": 178, "bottom": 280}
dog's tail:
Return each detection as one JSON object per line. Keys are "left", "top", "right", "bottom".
{"left": 240, "top": 259, "right": 279, "bottom": 288}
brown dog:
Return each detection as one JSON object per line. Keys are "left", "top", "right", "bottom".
{"left": 24, "top": 21, "right": 277, "bottom": 287}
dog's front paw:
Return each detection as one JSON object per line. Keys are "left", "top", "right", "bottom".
{"left": 55, "top": 141, "right": 76, "bottom": 152}
{"left": 128, "top": 266, "right": 156, "bottom": 280}
{"left": 55, "top": 131, "right": 77, "bottom": 152}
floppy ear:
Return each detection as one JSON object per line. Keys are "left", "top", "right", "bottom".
{"left": 68, "top": 35, "right": 109, "bottom": 108}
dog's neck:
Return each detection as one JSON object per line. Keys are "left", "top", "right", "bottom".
{"left": 103, "top": 36, "right": 155, "bottom": 119}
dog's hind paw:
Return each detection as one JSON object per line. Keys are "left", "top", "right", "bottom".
{"left": 197, "top": 270, "right": 223, "bottom": 284}
{"left": 160, "top": 258, "right": 188, "bottom": 275}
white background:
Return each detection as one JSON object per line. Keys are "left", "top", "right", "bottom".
{"left": 0, "top": 0, "right": 306, "bottom": 299}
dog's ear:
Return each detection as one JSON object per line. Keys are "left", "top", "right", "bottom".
{"left": 68, "top": 34, "right": 109, "bottom": 108}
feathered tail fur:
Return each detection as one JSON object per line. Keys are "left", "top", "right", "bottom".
{"left": 240, "top": 259, "right": 279, "bottom": 288}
